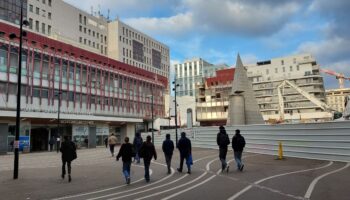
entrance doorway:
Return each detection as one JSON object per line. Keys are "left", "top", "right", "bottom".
{"left": 31, "top": 128, "right": 49, "bottom": 151}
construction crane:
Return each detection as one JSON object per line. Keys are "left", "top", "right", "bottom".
{"left": 277, "top": 80, "right": 332, "bottom": 121}
{"left": 320, "top": 68, "right": 350, "bottom": 89}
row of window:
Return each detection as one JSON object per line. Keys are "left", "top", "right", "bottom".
{"left": 265, "top": 65, "right": 300, "bottom": 75}
{"left": 29, "top": 5, "right": 51, "bottom": 19}
{"left": 28, "top": 18, "right": 51, "bottom": 35}
{"left": 35, "top": 0, "right": 52, "bottom": 7}
{"left": 122, "top": 26, "right": 169, "bottom": 54}
{"left": 78, "top": 37, "right": 106, "bottom": 54}
{"left": 79, "top": 25, "right": 106, "bottom": 44}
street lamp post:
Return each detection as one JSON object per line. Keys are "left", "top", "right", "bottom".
{"left": 172, "top": 80, "right": 180, "bottom": 147}
{"left": 147, "top": 93, "right": 154, "bottom": 144}
{"left": 11, "top": 0, "right": 29, "bottom": 180}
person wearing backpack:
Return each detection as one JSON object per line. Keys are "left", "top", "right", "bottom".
{"left": 139, "top": 135, "right": 157, "bottom": 182}
{"left": 116, "top": 137, "right": 133, "bottom": 185}
{"left": 133, "top": 132, "right": 143, "bottom": 164}
{"left": 60, "top": 135, "right": 77, "bottom": 182}
{"left": 232, "top": 129, "right": 246, "bottom": 171}
{"left": 217, "top": 126, "right": 230, "bottom": 173}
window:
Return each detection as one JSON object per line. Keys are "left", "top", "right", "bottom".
{"left": 48, "top": 12, "right": 51, "bottom": 19}
{"left": 79, "top": 37, "right": 82, "bottom": 43}
{"left": 281, "top": 60, "right": 284, "bottom": 65}
{"left": 88, "top": 29, "right": 91, "bottom": 35}
{"left": 29, "top": 18, "right": 33, "bottom": 29}
{"left": 93, "top": 31, "right": 95, "bottom": 37}
{"left": 35, "top": 20, "right": 39, "bottom": 32}
{"left": 48, "top": 25, "right": 51, "bottom": 35}
{"left": 48, "top": 0, "right": 51, "bottom": 6}
{"left": 42, "top": 23, "right": 45, "bottom": 34}
{"left": 42, "top": 0, "right": 45, "bottom": 4}
{"left": 79, "top": 14, "right": 82, "bottom": 23}
{"left": 84, "top": 27, "right": 86, "bottom": 33}
{"left": 29, "top": 5, "right": 33, "bottom": 12}
{"left": 84, "top": 38, "right": 86, "bottom": 44}
{"left": 42, "top": 9, "right": 46, "bottom": 17}
{"left": 79, "top": 25, "right": 82, "bottom": 32}
{"left": 275, "top": 68, "right": 278, "bottom": 73}
{"left": 297, "top": 65, "right": 300, "bottom": 71}
{"left": 36, "top": 7, "right": 39, "bottom": 15}
{"left": 84, "top": 16, "right": 86, "bottom": 25}
{"left": 290, "top": 66, "right": 293, "bottom": 72}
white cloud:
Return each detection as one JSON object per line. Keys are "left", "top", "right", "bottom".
{"left": 124, "top": 13, "right": 193, "bottom": 38}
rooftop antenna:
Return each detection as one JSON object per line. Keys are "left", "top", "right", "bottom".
{"left": 98, "top": 4, "right": 101, "bottom": 16}
{"left": 90, "top": 6, "right": 93, "bottom": 15}
{"left": 107, "top": 9, "right": 110, "bottom": 20}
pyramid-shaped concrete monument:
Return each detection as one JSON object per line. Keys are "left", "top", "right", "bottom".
{"left": 227, "top": 54, "right": 264, "bottom": 125}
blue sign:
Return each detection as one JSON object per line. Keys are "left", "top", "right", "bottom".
{"left": 19, "top": 136, "right": 30, "bottom": 151}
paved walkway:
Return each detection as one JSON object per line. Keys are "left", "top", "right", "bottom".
{"left": 0, "top": 147, "right": 349, "bottom": 200}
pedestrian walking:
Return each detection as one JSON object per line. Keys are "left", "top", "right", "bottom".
{"left": 232, "top": 129, "right": 246, "bottom": 171}
{"left": 139, "top": 135, "right": 157, "bottom": 182}
{"left": 60, "top": 136, "right": 77, "bottom": 182}
{"left": 162, "top": 134, "right": 174, "bottom": 174}
{"left": 49, "top": 137, "right": 55, "bottom": 152}
{"left": 177, "top": 132, "right": 192, "bottom": 174}
{"left": 116, "top": 137, "right": 133, "bottom": 185}
{"left": 104, "top": 137, "right": 108, "bottom": 148}
{"left": 108, "top": 133, "right": 118, "bottom": 157}
{"left": 217, "top": 126, "right": 230, "bottom": 173}
{"left": 56, "top": 137, "right": 61, "bottom": 153}
{"left": 133, "top": 132, "right": 143, "bottom": 163}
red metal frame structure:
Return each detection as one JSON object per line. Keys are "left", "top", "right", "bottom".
{"left": 0, "top": 21, "right": 166, "bottom": 119}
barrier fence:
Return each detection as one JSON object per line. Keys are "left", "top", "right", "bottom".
{"left": 144, "top": 121, "right": 350, "bottom": 162}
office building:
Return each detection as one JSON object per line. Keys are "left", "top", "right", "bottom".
{"left": 174, "top": 57, "right": 229, "bottom": 97}
{"left": 326, "top": 88, "right": 350, "bottom": 113}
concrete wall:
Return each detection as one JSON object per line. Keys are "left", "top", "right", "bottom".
{"left": 151, "top": 121, "right": 350, "bottom": 162}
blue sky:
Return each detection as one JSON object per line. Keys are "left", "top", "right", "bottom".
{"left": 64, "top": 0, "right": 350, "bottom": 89}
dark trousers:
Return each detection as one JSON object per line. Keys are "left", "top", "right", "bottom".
{"left": 179, "top": 154, "right": 190, "bottom": 172}
{"left": 62, "top": 160, "right": 71, "bottom": 175}
{"left": 49, "top": 144, "right": 53, "bottom": 152}
{"left": 234, "top": 151, "right": 243, "bottom": 169}
{"left": 164, "top": 154, "right": 172, "bottom": 173}
{"left": 219, "top": 147, "right": 228, "bottom": 170}
{"left": 144, "top": 159, "right": 151, "bottom": 181}
{"left": 109, "top": 144, "right": 115, "bottom": 155}
{"left": 56, "top": 142, "right": 60, "bottom": 153}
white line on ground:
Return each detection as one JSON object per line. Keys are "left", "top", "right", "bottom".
{"left": 52, "top": 165, "right": 153, "bottom": 200}
{"left": 304, "top": 162, "right": 350, "bottom": 199}
{"left": 136, "top": 157, "right": 218, "bottom": 200}
{"left": 227, "top": 161, "right": 334, "bottom": 200}
{"left": 86, "top": 167, "right": 176, "bottom": 200}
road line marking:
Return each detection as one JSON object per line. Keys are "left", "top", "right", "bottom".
{"left": 86, "top": 168, "right": 176, "bottom": 200}
{"left": 304, "top": 162, "right": 350, "bottom": 199}
{"left": 135, "top": 157, "right": 218, "bottom": 200}
{"left": 52, "top": 165, "right": 152, "bottom": 200}
{"left": 107, "top": 174, "right": 189, "bottom": 200}
{"left": 161, "top": 175, "right": 216, "bottom": 200}
{"left": 227, "top": 161, "right": 334, "bottom": 200}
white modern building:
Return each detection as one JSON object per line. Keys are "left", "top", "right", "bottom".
{"left": 174, "top": 57, "right": 229, "bottom": 97}
{"left": 246, "top": 54, "right": 332, "bottom": 122}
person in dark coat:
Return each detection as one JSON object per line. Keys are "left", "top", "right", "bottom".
{"left": 217, "top": 126, "right": 230, "bottom": 173}
{"left": 162, "top": 134, "right": 174, "bottom": 174}
{"left": 116, "top": 137, "right": 133, "bottom": 184}
{"left": 232, "top": 129, "right": 246, "bottom": 171}
{"left": 139, "top": 135, "right": 157, "bottom": 182}
{"left": 133, "top": 132, "right": 143, "bottom": 164}
{"left": 49, "top": 137, "right": 55, "bottom": 152}
{"left": 104, "top": 137, "right": 108, "bottom": 148}
{"left": 60, "top": 136, "right": 77, "bottom": 182}
{"left": 177, "top": 132, "right": 192, "bottom": 174}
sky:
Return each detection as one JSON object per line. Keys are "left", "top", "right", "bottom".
{"left": 64, "top": 0, "right": 350, "bottom": 89}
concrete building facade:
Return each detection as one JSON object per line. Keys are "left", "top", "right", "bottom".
{"left": 326, "top": 88, "right": 350, "bottom": 113}
{"left": 246, "top": 54, "right": 332, "bottom": 122}
{"left": 108, "top": 20, "right": 170, "bottom": 79}
{"left": 196, "top": 68, "right": 234, "bottom": 126}
{"left": 0, "top": 19, "right": 167, "bottom": 151}
{"left": 174, "top": 57, "right": 229, "bottom": 97}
